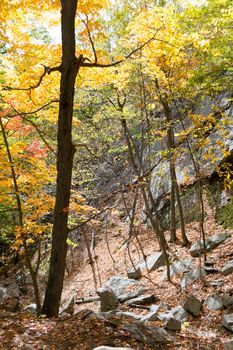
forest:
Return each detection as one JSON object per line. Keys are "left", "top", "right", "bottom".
{"left": 0, "top": 0, "right": 233, "bottom": 349}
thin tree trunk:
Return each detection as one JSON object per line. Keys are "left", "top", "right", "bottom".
{"left": 120, "top": 117, "right": 166, "bottom": 249}
{"left": 42, "top": 0, "right": 81, "bottom": 317}
{"left": 83, "top": 229, "right": 98, "bottom": 291}
{"left": 170, "top": 180, "right": 177, "bottom": 242}
{"left": 155, "top": 80, "right": 189, "bottom": 245}
{"left": 120, "top": 115, "right": 170, "bottom": 280}
{"left": 0, "top": 117, "right": 41, "bottom": 314}
{"left": 174, "top": 103, "right": 207, "bottom": 258}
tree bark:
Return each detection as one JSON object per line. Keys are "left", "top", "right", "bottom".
{"left": 42, "top": 0, "right": 81, "bottom": 317}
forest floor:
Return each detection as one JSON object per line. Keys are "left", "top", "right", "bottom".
{"left": 0, "top": 196, "right": 233, "bottom": 349}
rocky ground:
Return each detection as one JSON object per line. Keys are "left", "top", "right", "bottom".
{"left": 0, "top": 198, "right": 233, "bottom": 349}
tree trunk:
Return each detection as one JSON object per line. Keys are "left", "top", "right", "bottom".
{"left": 158, "top": 91, "right": 189, "bottom": 246}
{"left": 0, "top": 117, "right": 42, "bottom": 314}
{"left": 41, "top": 0, "right": 80, "bottom": 317}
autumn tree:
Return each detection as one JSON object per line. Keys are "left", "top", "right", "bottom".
{"left": 1, "top": 0, "right": 232, "bottom": 317}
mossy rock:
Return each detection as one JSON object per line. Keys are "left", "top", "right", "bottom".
{"left": 217, "top": 195, "right": 233, "bottom": 228}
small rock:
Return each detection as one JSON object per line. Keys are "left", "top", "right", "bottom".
{"left": 140, "top": 310, "right": 159, "bottom": 323}
{"left": 60, "top": 311, "right": 70, "bottom": 319}
{"left": 170, "top": 306, "right": 189, "bottom": 322}
{"left": 224, "top": 340, "right": 233, "bottom": 350}
{"left": 183, "top": 295, "right": 202, "bottom": 317}
{"left": 97, "top": 287, "right": 119, "bottom": 312}
{"left": 204, "top": 266, "right": 218, "bottom": 273}
{"left": 158, "top": 306, "right": 189, "bottom": 323}
{"left": 205, "top": 296, "right": 224, "bottom": 310}
{"left": 103, "top": 276, "right": 145, "bottom": 302}
{"left": 126, "top": 294, "right": 159, "bottom": 306}
{"left": 222, "top": 314, "right": 233, "bottom": 332}
{"left": 150, "top": 303, "right": 171, "bottom": 313}
{"left": 137, "top": 252, "right": 166, "bottom": 272}
{"left": 204, "top": 261, "right": 215, "bottom": 267}
{"left": 181, "top": 268, "right": 206, "bottom": 289}
{"left": 162, "top": 258, "right": 193, "bottom": 280}
{"left": 222, "top": 294, "right": 233, "bottom": 308}
{"left": 222, "top": 261, "right": 233, "bottom": 276}
{"left": 24, "top": 303, "right": 37, "bottom": 315}
{"left": 60, "top": 296, "right": 75, "bottom": 315}
{"left": 141, "top": 304, "right": 170, "bottom": 322}
{"left": 164, "top": 317, "right": 181, "bottom": 331}
{"left": 189, "top": 233, "right": 231, "bottom": 257}
{"left": 127, "top": 267, "right": 142, "bottom": 280}
{"left": 210, "top": 279, "right": 225, "bottom": 287}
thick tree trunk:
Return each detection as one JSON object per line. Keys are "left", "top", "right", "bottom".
{"left": 42, "top": 0, "right": 80, "bottom": 317}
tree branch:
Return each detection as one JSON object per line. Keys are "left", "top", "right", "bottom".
{"left": 74, "top": 142, "right": 114, "bottom": 166}
{"left": 68, "top": 204, "right": 118, "bottom": 233}
{"left": 80, "top": 14, "right": 98, "bottom": 63}
{"left": 3, "top": 65, "right": 62, "bottom": 92}
{"left": 0, "top": 98, "right": 57, "bottom": 154}
{"left": 81, "top": 31, "right": 161, "bottom": 68}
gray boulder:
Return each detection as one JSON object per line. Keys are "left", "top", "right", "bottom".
{"left": 97, "top": 287, "right": 119, "bottom": 312}
{"left": 103, "top": 276, "right": 145, "bottom": 302}
{"left": 205, "top": 296, "right": 224, "bottom": 310}
{"left": 127, "top": 267, "right": 142, "bottom": 280}
{"left": 181, "top": 268, "right": 206, "bottom": 289}
{"left": 136, "top": 252, "right": 166, "bottom": 272}
{"left": 222, "top": 261, "right": 233, "bottom": 276}
{"left": 222, "top": 314, "right": 233, "bottom": 332}
{"left": 224, "top": 340, "right": 233, "bottom": 350}
{"left": 0, "top": 280, "right": 20, "bottom": 312}
{"left": 149, "top": 94, "right": 233, "bottom": 229}
{"left": 189, "top": 233, "right": 231, "bottom": 257}
{"left": 183, "top": 295, "right": 202, "bottom": 317}
{"left": 162, "top": 258, "right": 192, "bottom": 280}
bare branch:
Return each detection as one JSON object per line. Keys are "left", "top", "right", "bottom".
{"left": 80, "top": 14, "right": 98, "bottom": 63}
{"left": 68, "top": 204, "right": 118, "bottom": 233}
{"left": 1, "top": 99, "right": 59, "bottom": 118}
{"left": 81, "top": 27, "right": 163, "bottom": 68}
{"left": 3, "top": 65, "right": 62, "bottom": 92}
{"left": 74, "top": 142, "right": 114, "bottom": 166}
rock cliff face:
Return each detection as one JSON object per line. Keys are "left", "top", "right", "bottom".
{"left": 150, "top": 95, "right": 233, "bottom": 228}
